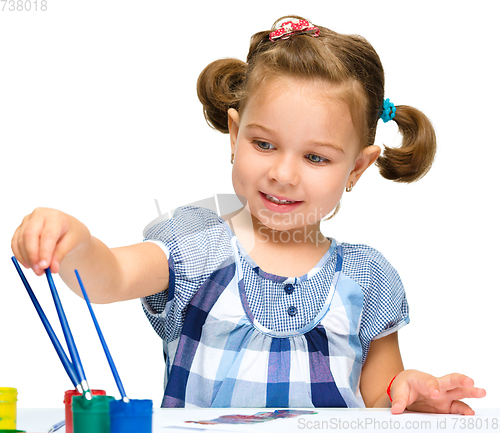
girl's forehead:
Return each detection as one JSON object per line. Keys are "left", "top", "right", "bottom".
{"left": 246, "top": 76, "right": 351, "bottom": 110}
{"left": 242, "top": 77, "right": 354, "bottom": 124}
{"left": 240, "top": 76, "right": 361, "bottom": 152}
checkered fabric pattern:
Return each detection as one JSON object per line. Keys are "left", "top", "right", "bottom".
{"left": 240, "top": 241, "right": 337, "bottom": 333}
{"left": 141, "top": 206, "right": 409, "bottom": 408}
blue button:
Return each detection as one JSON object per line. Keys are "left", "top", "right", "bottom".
{"left": 287, "top": 306, "right": 297, "bottom": 316}
{"left": 284, "top": 284, "right": 294, "bottom": 294}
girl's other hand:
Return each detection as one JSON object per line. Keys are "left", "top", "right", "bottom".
{"left": 11, "top": 207, "right": 90, "bottom": 276}
{"left": 390, "top": 370, "right": 487, "bottom": 415}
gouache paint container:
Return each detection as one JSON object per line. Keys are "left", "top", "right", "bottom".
{"left": 0, "top": 387, "right": 18, "bottom": 429}
{"left": 109, "top": 399, "right": 153, "bottom": 433}
{"left": 64, "top": 389, "right": 107, "bottom": 433}
{"left": 72, "top": 394, "right": 115, "bottom": 433}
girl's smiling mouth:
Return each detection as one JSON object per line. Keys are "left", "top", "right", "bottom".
{"left": 259, "top": 191, "right": 303, "bottom": 213}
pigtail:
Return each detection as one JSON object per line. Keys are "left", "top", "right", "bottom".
{"left": 197, "top": 58, "right": 247, "bottom": 134}
{"left": 376, "top": 105, "right": 436, "bottom": 183}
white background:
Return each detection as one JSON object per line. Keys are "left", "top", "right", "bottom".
{"left": 1, "top": 1, "right": 498, "bottom": 409}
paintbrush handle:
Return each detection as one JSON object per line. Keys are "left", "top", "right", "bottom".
{"left": 75, "top": 270, "right": 128, "bottom": 401}
{"left": 11, "top": 257, "right": 79, "bottom": 388}
{"left": 45, "top": 270, "right": 87, "bottom": 386}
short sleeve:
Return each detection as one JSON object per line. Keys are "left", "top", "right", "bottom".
{"left": 140, "top": 206, "right": 232, "bottom": 342}
{"left": 341, "top": 244, "right": 409, "bottom": 362}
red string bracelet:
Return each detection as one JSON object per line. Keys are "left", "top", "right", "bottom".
{"left": 387, "top": 374, "right": 399, "bottom": 402}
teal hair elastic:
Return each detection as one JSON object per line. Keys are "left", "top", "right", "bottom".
{"left": 380, "top": 98, "right": 396, "bottom": 123}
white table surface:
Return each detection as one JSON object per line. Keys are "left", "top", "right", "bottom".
{"left": 17, "top": 407, "right": 500, "bottom": 432}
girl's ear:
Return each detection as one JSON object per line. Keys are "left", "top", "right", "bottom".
{"left": 347, "top": 145, "right": 381, "bottom": 188}
{"left": 228, "top": 108, "right": 240, "bottom": 154}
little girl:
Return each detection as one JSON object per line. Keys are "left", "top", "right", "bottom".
{"left": 12, "top": 16, "right": 486, "bottom": 414}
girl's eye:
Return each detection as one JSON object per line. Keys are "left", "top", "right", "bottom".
{"left": 254, "top": 141, "right": 275, "bottom": 150}
{"left": 306, "top": 154, "right": 329, "bottom": 164}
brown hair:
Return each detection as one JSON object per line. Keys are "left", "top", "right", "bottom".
{"left": 197, "top": 16, "right": 436, "bottom": 183}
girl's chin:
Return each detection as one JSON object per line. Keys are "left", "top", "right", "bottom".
{"left": 253, "top": 206, "right": 328, "bottom": 226}
{"left": 251, "top": 212, "right": 320, "bottom": 233}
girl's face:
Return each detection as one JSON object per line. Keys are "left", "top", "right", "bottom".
{"left": 229, "top": 77, "right": 380, "bottom": 234}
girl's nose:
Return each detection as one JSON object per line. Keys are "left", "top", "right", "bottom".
{"left": 267, "top": 154, "right": 300, "bottom": 186}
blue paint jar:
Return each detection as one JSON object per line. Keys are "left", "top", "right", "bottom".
{"left": 109, "top": 399, "right": 153, "bottom": 433}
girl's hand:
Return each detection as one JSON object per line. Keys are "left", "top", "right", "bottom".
{"left": 390, "top": 370, "right": 487, "bottom": 415}
{"left": 11, "top": 207, "right": 90, "bottom": 276}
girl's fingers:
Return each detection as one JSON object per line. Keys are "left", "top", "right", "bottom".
{"left": 390, "top": 400, "right": 408, "bottom": 415}
{"left": 390, "top": 374, "right": 413, "bottom": 414}
{"left": 414, "top": 374, "right": 441, "bottom": 399}
{"left": 450, "top": 400, "right": 475, "bottom": 416}
{"left": 38, "top": 215, "right": 69, "bottom": 272}
{"left": 11, "top": 225, "right": 24, "bottom": 267}
{"left": 445, "top": 386, "right": 487, "bottom": 401}
{"left": 11, "top": 208, "right": 73, "bottom": 276}
{"left": 14, "top": 219, "right": 38, "bottom": 272}
{"left": 22, "top": 215, "right": 48, "bottom": 275}
{"left": 438, "top": 373, "right": 474, "bottom": 391}
{"left": 391, "top": 372, "right": 440, "bottom": 413}
{"left": 437, "top": 373, "right": 486, "bottom": 400}
{"left": 12, "top": 222, "right": 26, "bottom": 266}
{"left": 49, "top": 230, "right": 78, "bottom": 274}
{"left": 390, "top": 371, "right": 486, "bottom": 415}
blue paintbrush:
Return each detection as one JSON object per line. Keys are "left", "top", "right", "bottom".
{"left": 11, "top": 257, "right": 85, "bottom": 395}
{"left": 44, "top": 269, "right": 92, "bottom": 400}
{"left": 75, "top": 269, "right": 129, "bottom": 402}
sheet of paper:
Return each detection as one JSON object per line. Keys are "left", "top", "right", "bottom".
{"left": 17, "top": 408, "right": 500, "bottom": 432}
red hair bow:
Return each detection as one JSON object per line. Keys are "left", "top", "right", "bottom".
{"left": 269, "top": 19, "right": 320, "bottom": 41}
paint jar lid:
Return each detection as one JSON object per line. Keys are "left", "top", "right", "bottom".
{"left": 109, "top": 399, "right": 153, "bottom": 417}
{"left": 72, "top": 394, "right": 115, "bottom": 414}
{"left": 64, "top": 389, "right": 106, "bottom": 405}
{"left": 0, "top": 387, "right": 17, "bottom": 402}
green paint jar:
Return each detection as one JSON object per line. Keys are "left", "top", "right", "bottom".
{"left": 64, "top": 389, "right": 107, "bottom": 433}
{"left": 72, "top": 395, "right": 115, "bottom": 433}
{"left": 0, "top": 387, "right": 17, "bottom": 429}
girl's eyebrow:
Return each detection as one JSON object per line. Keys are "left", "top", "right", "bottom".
{"left": 312, "top": 141, "right": 345, "bottom": 154}
{"left": 245, "top": 123, "right": 345, "bottom": 154}
{"left": 245, "top": 123, "right": 274, "bottom": 134}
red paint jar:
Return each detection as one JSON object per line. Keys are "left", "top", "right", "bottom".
{"left": 64, "top": 389, "right": 106, "bottom": 433}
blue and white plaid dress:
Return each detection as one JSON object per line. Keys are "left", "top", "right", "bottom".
{"left": 141, "top": 206, "right": 409, "bottom": 408}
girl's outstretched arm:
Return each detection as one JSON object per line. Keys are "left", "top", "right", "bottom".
{"left": 360, "top": 332, "right": 486, "bottom": 414}
{"left": 11, "top": 207, "right": 169, "bottom": 303}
